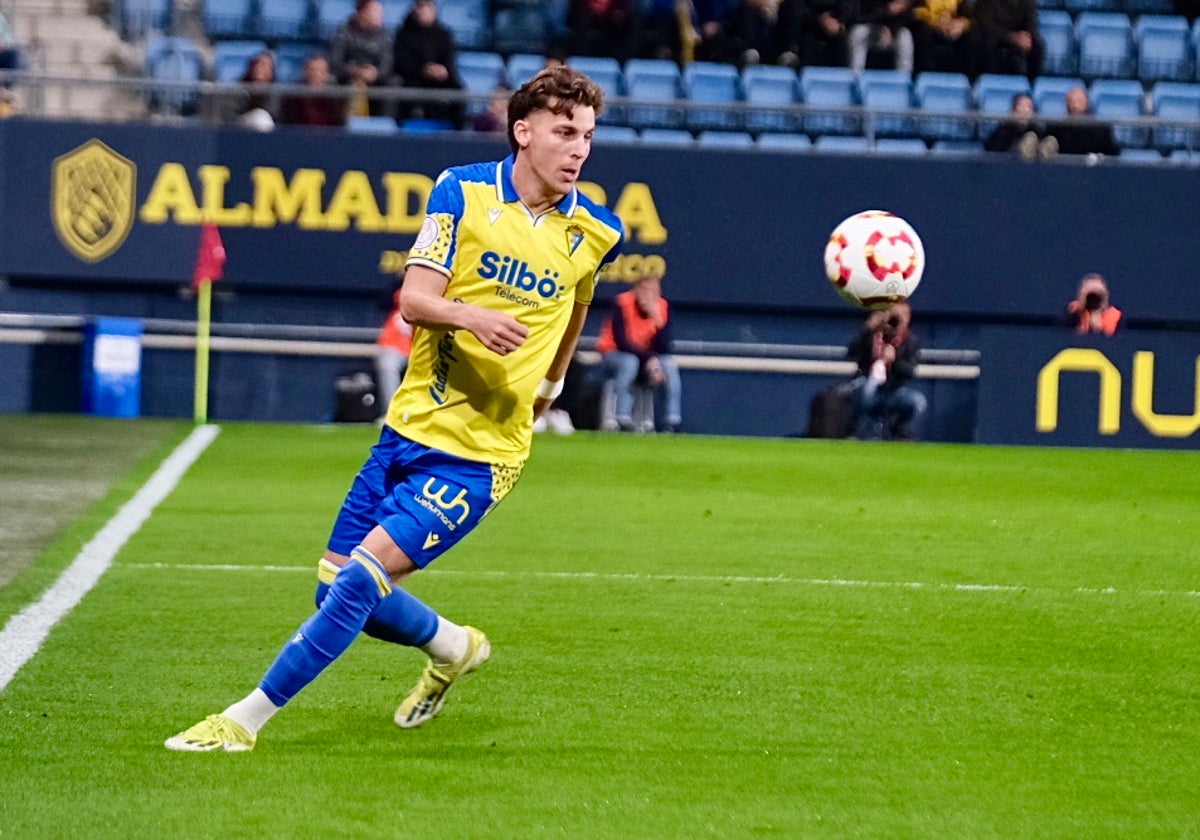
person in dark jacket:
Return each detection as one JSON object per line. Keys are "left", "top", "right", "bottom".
{"left": 392, "top": 0, "right": 464, "bottom": 125}
{"left": 280, "top": 54, "right": 346, "bottom": 127}
{"left": 848, "top": 301, "right": 926, "bottom": 440}
{"left": 330, "top": 0, "right": 394, "bottom": 116}
{"left": 972, "top": 0, "right": 1042, "bottom": 79}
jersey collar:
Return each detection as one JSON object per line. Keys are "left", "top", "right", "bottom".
{"left": 495, "top": 155, "right": 578, "bottom": 218}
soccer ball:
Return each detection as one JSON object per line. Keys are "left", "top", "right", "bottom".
{"left": 823, "top": 211, "right": 925, "bottom": 310}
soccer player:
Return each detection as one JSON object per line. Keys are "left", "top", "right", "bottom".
{"left": 166, "top": 65, "right": 624, "bottom": 752}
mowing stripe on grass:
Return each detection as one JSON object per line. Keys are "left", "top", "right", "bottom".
{"left": 0, "top": 425, "right": 220, "bottom": 692}
{"left": 119, "top": 562, "right": 1200, "bottom": 599}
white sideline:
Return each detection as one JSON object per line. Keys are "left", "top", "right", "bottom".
{"left": 120, "top": 563, "right": 1200, "bottom": 600}
{"left": 0, "top": 424, "right": 220, "bottom": 692}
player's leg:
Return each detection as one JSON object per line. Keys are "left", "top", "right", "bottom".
{"left": 604, "top": 350, "right": 642, "bottom": 430}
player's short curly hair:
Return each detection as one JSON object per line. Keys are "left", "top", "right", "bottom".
{"left": 507, "top": 65, "right": 605, "bottom": 154}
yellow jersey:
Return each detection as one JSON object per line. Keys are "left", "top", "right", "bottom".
{"left": 390, "top": 155, "right": 624, "bottom": 466}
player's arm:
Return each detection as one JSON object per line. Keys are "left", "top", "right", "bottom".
{"left": 533, "top": 301, "right": 589, "bottom": 418}
{"left": 400, "top": 264, "right": 529, "bottom": 355}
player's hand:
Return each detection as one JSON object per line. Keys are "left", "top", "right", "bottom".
{"left": 470, "top": 308, "right": 529, "bottom": 356}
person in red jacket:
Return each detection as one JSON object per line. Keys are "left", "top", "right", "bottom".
{"left": 1066, "top": 273, "right": 1122, "bottom": 336}
{"left": 595, "top": 272, "right": 682, "bottom": 432}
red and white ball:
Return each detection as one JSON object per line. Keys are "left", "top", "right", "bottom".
{"left": 823, "top": 211, "right": 924, "bottom": 310}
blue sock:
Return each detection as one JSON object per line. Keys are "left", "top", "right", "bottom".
{"left": 315, "top": 576, "right": 439, "bottom": 648}
{"left": 259, "top": 548, "right": 391, "bottom": 706}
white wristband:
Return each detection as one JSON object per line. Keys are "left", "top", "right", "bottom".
{"left": 536, "top": 377, "right": 564, "bottom": 401}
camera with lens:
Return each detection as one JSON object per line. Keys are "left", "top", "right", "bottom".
{"left": 1083, "top": 291, "right": 1105, "bottom": 312}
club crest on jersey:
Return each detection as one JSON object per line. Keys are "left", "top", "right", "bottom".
{"left": 52, "top": 139, "right": 136, "bottom": 264}
{"left": 566, "top": 224, "right": 585, "bottom": 256}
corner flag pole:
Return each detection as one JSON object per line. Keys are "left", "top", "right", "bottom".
{"left": 191, "top": 223, "right": 226, "bottom": 425}
{"left": 194, "top": 278, "right": 213, "bottom": 424}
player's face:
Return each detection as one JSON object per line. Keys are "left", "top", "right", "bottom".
{"left": 516, "top": 106, "right": 595, "bottom": 197}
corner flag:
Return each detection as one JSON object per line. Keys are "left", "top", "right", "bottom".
{"left": 192, "top": 224, "right": 226, "bottom": 424}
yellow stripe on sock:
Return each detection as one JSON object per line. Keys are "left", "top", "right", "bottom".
{"left": 317, "top": 558, "right": 340, "bottom": 586}
{"left": 350, "top": 547, "right": 392, "bottom": 597}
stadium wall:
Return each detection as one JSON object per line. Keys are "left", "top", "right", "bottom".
{"left": 1, "top": 120, "right": 1197, "bottom": 448}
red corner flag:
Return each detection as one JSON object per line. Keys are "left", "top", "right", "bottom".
{"left": 192, "top": 223, "right": 226, "bottom": 289}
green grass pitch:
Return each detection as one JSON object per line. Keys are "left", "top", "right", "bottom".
{"left": 1, "top": 417, "right": 1198, "bottom": 838}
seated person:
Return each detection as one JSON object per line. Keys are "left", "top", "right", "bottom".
{"left": 595, "top": 272, "right": 683, "bottom": 433}
{"left": 1065, "top": 273, "right": 1121, "bottom": 335}
{"left": 1046, "top": 86, "right": 1120, "bottom": 157}
{"left": 849, "top": 0, "right": 916, "bottom": 73}
{"left": 280, "top": 55, "right": 346, "bottom": 127}
{"left": 848, "top": 302, "right": 926, "bottom": 440}
{"left": 985, "top": 93, "right": 1055, "bottom": 159}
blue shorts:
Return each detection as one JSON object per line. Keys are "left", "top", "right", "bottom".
{"left": 326, "top": 427, "right": 518, "bottom": 567}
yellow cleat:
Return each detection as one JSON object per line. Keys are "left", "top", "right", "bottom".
{"left": 164, "top": 714, "right": 256, "bottom": 752}
{"left": 395, "top": 626, "right": 490, "bottom": 729}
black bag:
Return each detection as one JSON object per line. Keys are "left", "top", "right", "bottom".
{"left": 805, "top": 381, "right": 856, "bottom": 439}
{"left": 334, "top": 372, "right": 378, "bottom": 423}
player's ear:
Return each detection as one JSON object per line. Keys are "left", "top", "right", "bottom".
{"left": 512, "top": 119, "right": 531, "bottom": 149}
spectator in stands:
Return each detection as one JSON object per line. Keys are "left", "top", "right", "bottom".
{"left": 693, "top": 0, "right": 741, "bottom": 63}
{"left": 972, "top": 0, "right": 1042, "bottom": 80}
{"left": 229, "top": 51, "right": 278, "bottom": 130}
{"left": 795, "top": 0, "right": 854, "bottom": 67}
{"left": 473, "top": 85, "right": 511, "bottom": 133}
{"left": 331, "top": 0, "right": 394, "bottom": 117}
{"left": 280, "top": 55, "right": 347, "bottom": 127}
{"left": 392, "top": 0, "right": 464, "bottom": 126}
{"left": 640, "top": 0, "right": 702, "bottom": 62}
{"left": 595, "top": 272, "right": 683, "bottom": 433}
{"left": 1046, "top": 86, "right": 1120, "bottom": 157}
{"left": 848, "top": 301, "right": 926, "bottom": 441}
{"left": 567, "top": 0, "right": 639, "bottom": 62}
{"left": 849, "top": 0, "right": 915, "bottom": 74}
{"left": 985, "top": 92, "right": 1056, "bottom": 159}
{"left": 910, "top": 0, "right": 973, "bottom": 75}
{"left": 375, "top": 274, "right": 413, "bottom": 418}
{"left": 1065, "top": 273, "right": 1122, "bottom": 336}
{"left": 0, "top": 11, "right": 21, "bottom": 88}
{"left": 725, "top": 0, "right": 801, "bottom": 67}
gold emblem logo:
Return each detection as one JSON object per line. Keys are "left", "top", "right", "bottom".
{"left": 52, "top": 139, "right": 136, "bottom": 263}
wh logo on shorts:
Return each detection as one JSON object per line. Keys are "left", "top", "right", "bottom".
{"left": 417, "top": 478, "right": 471, "bottom": 528}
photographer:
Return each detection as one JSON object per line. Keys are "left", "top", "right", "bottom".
{"left": 848, "top": 301, "right": 927, "bottom": 440}
{"left": 1065, "top": 273, "right": 1122, "bottom": 336}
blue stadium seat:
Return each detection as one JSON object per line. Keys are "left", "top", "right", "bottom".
{"left": 592, "top": 125, "right": 640, "bottom": 144}
{"left": 347, "top": 115, "right": 399, "bottom": 133}
{"left": 1118, "top": 147, "right": 1164, "bottom": 162}
{"left": 742, "top": 65, "right": 799, "bottom": 133}
{"left": 145, "top": 34, "right": 203, "bottom": 113}
{"left": 624, "top": 59, "right": 684, "bottom": 129}
{"left": 914, "top": 71, "right": 973, "bottom": 141}
{"left": 1135, "top": 15, "right": 1194, "bottom": 81}
{"left": 1039, "top": 10, "right": 1078, "bottom": 75}
{"left": 257, "top": 0, "right": 313, "bottom": 40}
{"left": 315, "top": 0, "right": 356, "bottom": 40}
{"left": 874, "top": 137, "right": 928, "bottom": 155}
{"left": 1168, "top": 148, "right": 1200, "bottom": 162}
{"left": 117, "top": 0, "right": 172, "bottom": 38}
{"left": 1074, "top": 12, "right": 1135, "bottom": 78}
{"left": 399, "top": 117, "right": 455, "bottom": 131}
{"left": 202, "top": 0, "right": 253, "bottom": 39}
{"left": 458, "top": 51, "right": 506, "bottom": 116}
{"left": 682, "top": 61, "right": 742, "bottom": 131}
{"left": 1063, "top": 0, "right": 1119, "bottom": 14}
{"left": 858, "top": 69, "right": 915, "bottom": 138}
{"left": 1032, "top": 75, "right": 1085, "bottom": 114}
{"left": 1090, "top": 78, "right": 1148, "bottom": 147}
{"left": 1151, "top": 81, "right": 1200, "bottom": 149}
{"left": 755, "top": 132, "right": 812, "bottom": 151}
{"left": 639, "top": 127, "right": 695, "bottom": 146}
{"left": 492, "top": 3, "right": 551, "bottom": 55}
{"left": 213, "top": 40, "right": 270, "bottom": 82}
{"left": 274, "top": 42, "right": 320, "bottom": 83}
{"left": 813, "top": 134, "right": 870, "bottom": 153}
{"left": 439, "top": 0, "right": 491, "bottom": 49}
{"left": 568, "top": 56, "right": 624, "bottom": 123}
{"left": 696, "top": 130, "right": 755, "bottom": 147}
{"left": 800, "top": 66, "right": 859, "bottom": 136}
{"left": 931, "top": 139, "right": 984, "bottom": 154}
{"left": 505, "top": 53, "right": 545, "bottom": 88}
